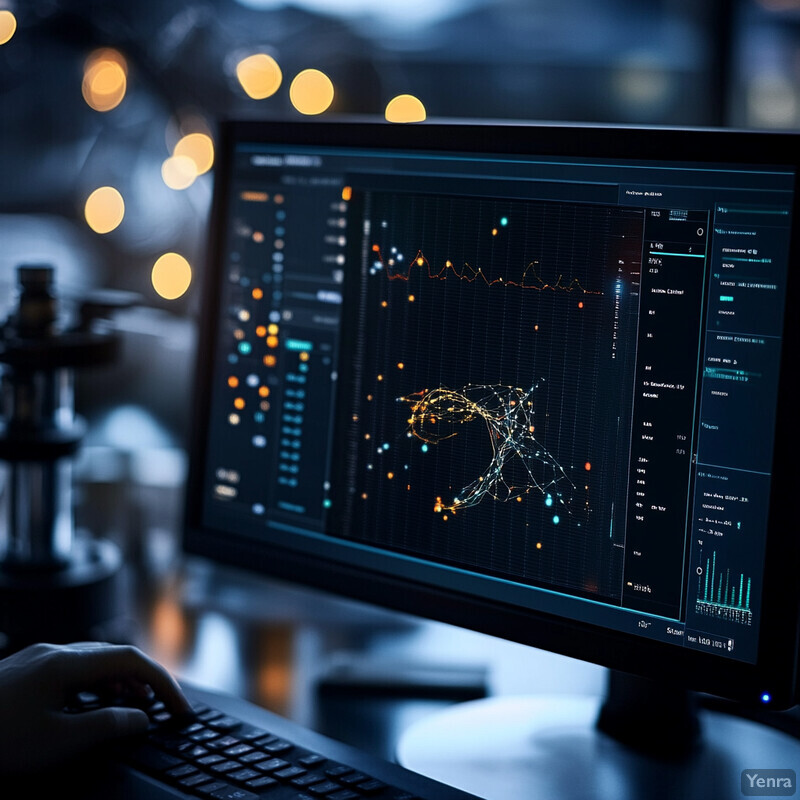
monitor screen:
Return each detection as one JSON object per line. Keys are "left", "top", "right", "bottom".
{"left": 185, "top": 121, "right": 800, "bottom": 707}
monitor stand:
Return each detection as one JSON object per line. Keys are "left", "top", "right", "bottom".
{"left": 396, "top": 669, "right": 798, "bottom": 800}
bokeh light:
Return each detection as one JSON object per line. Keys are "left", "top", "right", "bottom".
{"left": 82, "top": 48, "right": 128, "bottom": 112}
{"left": 84, "top": 186, "right": 125, "bottom": 234}
{"left": 289, "top": 69, "right": 334, "bottom": 115}
{"left": 174, "top": 133, "right": 215, "bottom": 175}
{"left": 236, "top": 53, "right": 283, "bottom": 100}
{"left": 385, "top": 94, "right": 426, "bottom": 123}
{"left": 151, "top": 253, "right": 192, "bottom": 300}
{"left": 161, "top": 155, "right": 198, "bottom": 190}
{"left": 0, "top": 10, "right": 16, "bottom": 45}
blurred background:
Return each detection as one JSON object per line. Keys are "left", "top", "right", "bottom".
{"left": 1, "top": 0, "right": 799, "bottom": 757}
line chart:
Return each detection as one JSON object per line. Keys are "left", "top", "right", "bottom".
{"left": 398, "top": 383, "right": 575, "bottom": 515}
{"left": 372, "top": 246, "right": 603, "bottom": 295}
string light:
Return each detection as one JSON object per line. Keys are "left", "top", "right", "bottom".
{"left": 289, "top": 69, "right": 334, "bottom": 115}
{"left": 161, "top": 155, "right": 198, "bottom": 190}
{"left": 385, "top": 94, "right": 426, "bottom": 123}
{"left": 152, "top": 253, "right": 192, "bottom": 300}
{"left": 236, "top": 53, "right": 282, "bottom": 99}
{"left": 0, "top": 10, "right": 17, "bottom": 45}
{"left": 84, "top": 186, "right": 125, "bottom": 234}
{"left": 173, "top": 133, "right": 214, "bottom": 175}
{"left": 82, "top": 48, "right": 127, "bottom": 112}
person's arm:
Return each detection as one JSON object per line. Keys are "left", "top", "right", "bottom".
{"left": 0, "top": 641, "right": 191, "bottom": 773}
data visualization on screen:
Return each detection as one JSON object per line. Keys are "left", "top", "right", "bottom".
{"left": 201, "top": 137, "right": 794, "bottom": 667}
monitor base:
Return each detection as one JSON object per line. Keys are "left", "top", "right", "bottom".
{"left": 396, "top": 693, "right": 798, "bottom": 800}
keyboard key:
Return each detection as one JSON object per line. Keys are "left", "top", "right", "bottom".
{"left": 274, "top": 766, "right": 307, "bottom": 781}
{"left": 179, "top": 722, "right": 205, "bottom": 735}
{"left": 339, "top": 772, "right": 368, "bottom": 785}
{"left": 239, "top": 751, "right": 268, "bottom": 764}
{"left": 254, "top": 734, "right": 279, "bottom": 747}
{"left": 208, "top": 735, "right": 242, "bottom": 751}
{"left": 291, "top": 774, "right": 326, "bottom": 788}
{"left": 263, "top": 739, "right": 293, "bottom": 755}
{"left": 228, "top": 768, "right": 261, "bottom": 783}
{"left": 245, "top": 775, "right": 278, "bottom": 790}
{"left": 166, "top": 763, "right": 199, "bottom": 780}
{"left": 195, "top": 780, "right": 227, "bottom": 794}
{"left": 196, "top": 708, "right": 225, "bottom": 723}
{"left": 254, "top": 757, "right": 289, "bottom": 773}
{"left": 224, "top": 743, "right": 254, "bottom": 757}
{"left": 328, "top": 792, "right": 360, "bottom": 800}
{"left": 358, "top": 779, "right": 387, "bottom": 795}
{"left": 208, "top": 716, "right": 242, "bottom": 733}
{"left": 236, "top": 724, "right": 269, "bottom": 741}
{"left": 198, "top": 754, "right": 226, "bottom": 767}
{"left": 191, "top": 729, "right": 222, "bottom": 743}
{"left": 325, "top": 766, "right": 353, "bottom": 778}
{"left": 179, "top": 773, "right": 215, "bottom": 789}
{"left": 298, "top": 754, "right": 326, "bottom": 768}
{"left": 210, "top": 760, "right": 242, "bottom": 774}
{"left": 209, "top": 785, "right": 260, "bottom": 800}
{"left": 309, "top": 781, "right": 345, "bottom": 795}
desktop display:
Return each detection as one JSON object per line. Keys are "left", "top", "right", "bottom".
{"left": 186, "top": 121, "right": 800, "bottom": 708}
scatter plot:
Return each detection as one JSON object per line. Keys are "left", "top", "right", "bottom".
{"left": 331, "top": 189, "right": 645, "bottom": 600}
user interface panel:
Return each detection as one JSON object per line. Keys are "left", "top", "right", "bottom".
{"left": 201, "top": 135, "right": 794, "bottom": 665}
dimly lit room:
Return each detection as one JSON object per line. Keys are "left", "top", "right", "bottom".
{"left": 0, "top": 1, "right": 798, "bottom": 798}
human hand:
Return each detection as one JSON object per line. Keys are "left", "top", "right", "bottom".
{"left": 0, "top": 641, "right": 191, "bottom": 773}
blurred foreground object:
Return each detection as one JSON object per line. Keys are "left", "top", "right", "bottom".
{"left": 0, "top": 265, "right": 138, "bottom": 652}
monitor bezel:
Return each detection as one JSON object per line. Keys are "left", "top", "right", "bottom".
{"left": 184, "top": 119, "right": 800, "bottom": 709}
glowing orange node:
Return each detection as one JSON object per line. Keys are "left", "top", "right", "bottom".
{"left": 255, "top": 325, "right": 267, "bottom": 337}
{"left": 234, "top": 397, "right": 245, "bottom": 410}
{"left": 492, "top": 228, "right": 498, "bottom": 236}
{"left": 252, "top": 288, "right": 263, "bottom": 300}
{"left": 299, "top": 351, "right": 310, "bottom": 362}
{"left": 264, "top": 354, "right": 277, "bottom": 367}
{"left": 585, "top": 462, "right": 592, "bottom": 471}
{"left": 268, "top": 323, "right": 279, "bottom": 335}
{"left": 387, "top": 472, "right": 394, "bottom": 480}
{"left": 367, "top": 394, "right": 373, "bottom": 401}
{"left": 442, "top": 515, "right": 449, "bottom": 521}
{"left": 266, "top": 335, "right": 279, "bottom": 348}
{"left": 274, "top": 194, "right": 284, "bottom": 204}
{"left": 516, "top": 496, "right": 522, "bottom": 502}
{"left": 397, "top": 362, "right": 404, "bottom": 370}
{"left": 408, "top": 294, "right": 415, "bottom": 302}
{"left": 372, "top": 244, "right": 380, "bottom": 252}
{"left": 416, "top": 257, "right": 424, "bottom": 266}
{"left": 259, "top": 386, "right": 270, "bottom": 398}
{"left": 253, "top": 231, "right": 265, "bottom": 243}
{"left": 578, "top": 301, "right": 584, "bottom": 309}
{"left": 227, "top": 376, "right": 239, "bottom": 388}
{"left": 365, "top": 433, "right": 371, "bottom": 440}
{"left": 381, "top": 300, "right": 388, "bottom": 308}
{"left": 377, "top": 374, "right": 383, "bottom": 382}
{"left": 342, "top": 186, "right": 352, "bottom": 201}
{"left": 534, "top": 324, "right": 539, "bottom": 331}
{"left": 536, "top": 542, "right": 543, "bottom": 550}
{"left": 361, "top": 493, "right": 368, "bottom": 500}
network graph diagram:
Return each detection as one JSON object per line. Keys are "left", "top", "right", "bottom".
{"left": 398, "top": 382, "right": 575, "bottom": 516}
{"left": 335, "top": 190, "right": 645, "bottom": 599}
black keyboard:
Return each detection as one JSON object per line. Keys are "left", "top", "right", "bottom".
{"left": 101, "top": 683, "right": 479, "bottom": 800}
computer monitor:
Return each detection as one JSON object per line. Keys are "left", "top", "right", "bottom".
{"left": 184, "top": 120, "right": 800, "bottom": 724}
